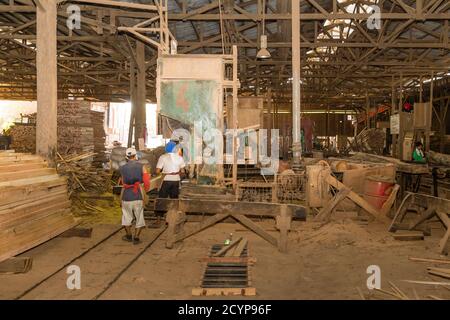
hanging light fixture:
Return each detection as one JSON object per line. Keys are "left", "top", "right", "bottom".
{"left": 257, "top": 0, "right": 271, "bottom": 59}
{"left": 257, "top": 34, "right": 271, "bottom": 59}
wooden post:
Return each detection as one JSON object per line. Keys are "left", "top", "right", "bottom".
{"left": 365, "top": 92, "right": 370, "bottom": 129}
{"left": 391, "top": 78, "right": 397, "bottom": 158}
{"left": 36, "top": 0, "right": 57, "bottom": 166}
{"left": 128, "top": 59, "right": 136, "bottom": 148}
{"left": 440, "top": 99, "right": 448, "bottom": 153}
{"left": 165, "top": 209, "right": 186, "bottom": 249}
{"left": 276, "top": 204, "right": 291, "bottom": 253}
{"left": 427, "top": 71, "right": 433, "bottom": 153}
{"left": 419, "top": 76, "right": 423, "bottom": 103}
{"left": 326, "top": 105, "right": 330, "bottom": 148}
{"left": 134, "top": 41, "right": 146, "bottom": 150}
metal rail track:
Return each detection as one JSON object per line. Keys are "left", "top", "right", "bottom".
{"left": 14, "top": 225, "right": 166, "bottom": 300}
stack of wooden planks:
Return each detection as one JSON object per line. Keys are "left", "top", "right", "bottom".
{"left": 91, "top": 110, "right": 106, "bottom": 165}
{"left": 0, "top": 151, "right": 77, "bottom": 263}
{"left": 8, "top": 100, "right": 107, "bottom": 167}
{"left": 58, "top": 100, "right": 95, "bottom": 156}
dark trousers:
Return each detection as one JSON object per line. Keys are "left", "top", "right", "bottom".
{"left": 156, "top": 181, "right": 180, "bottom": 217}
{"left": 158, "top": 180, "right": 180, "bottom": 199}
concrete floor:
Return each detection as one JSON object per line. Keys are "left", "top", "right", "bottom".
{"left": 1, "top": 212, "right": 450, "bottom": 300}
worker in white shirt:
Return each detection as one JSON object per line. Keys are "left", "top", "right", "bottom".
{"left": 156, "top": 141, "right": 186, "bottom": 199}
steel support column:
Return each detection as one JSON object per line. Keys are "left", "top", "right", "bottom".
{"left": 291, "top": 0, "right": 301, "bottom": 163}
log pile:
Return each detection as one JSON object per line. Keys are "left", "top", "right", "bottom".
{"left": 9, "top": 124, "right": 35, "bottom": 153}
{"left": 0, "top": 150, "right": 77, "bottom": 263}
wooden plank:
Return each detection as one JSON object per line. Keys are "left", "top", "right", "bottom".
{"left": 0, "top": 162, "right": 47, "bottom": 173}
{"left": 409, "top": 257, "right": 450, "bottom": 264}
{"left": 175, "top": 214, "right": 229, "bottom": 243}
{"left": 0, "top": 212, "right": 78, "bottom": 263}
{"left": 0, "top": 187, "right": 67, "bottom": 211}
{"left": 0, "top": 174, "right": 65, "bottom": 188}
{"left": 427, "top": 267, "right": 450, "bottom": 275}
{"left": 0, "top": 197, "right": 71, "bottom": 230}
{"left": 389, "top": 192, "right": 414, "bottom": 232}
{"left": 231, "top": 214, "right": 278, "bottom": 247}
{"left": 0, "top": 257, "right": 32, "bottom": 274}
{"left": 380, "top": 184, "right": 400, "bottom": 217}
{"left": 232, "top": 238, "right": 248, "bottom": 257}
{"left": 200, "top": 257, "right": 257, "bottom": 265}
{"left": 0, "top": 152, "right": 77, "bottom": 264}
{"left": 408, "top": 206, "right": 436, "bottom": 230}
{"left": 0, "top": 168, "right": 57, "bottom": 182}
{"left": 213, "top": 237, "right": 242, "bottom": 257}
{"left": 402, "top": 280, "right": 450, "bottom": 286}
{"left": 192, "top": 287, "right": 256, "bottom": 296}
{"left": 155, "top": 198, "right": 307, "bottom": 219}
{"left": 325, "top": 174, "right": 391, "bottom": 224}
{"left": 314, "top": 187, "right": 351, "bottom": 222}
{"left": 393, "top": 231, "right": 424, "bottom": 241}
{"left": 59, "top": 227, "right": 92, "bottom": 238}
{"left": 436, "top": 210, "right": 450, "bottom": 228}
{"left": 436, "top": 210, "right": 450, "bottom": 254}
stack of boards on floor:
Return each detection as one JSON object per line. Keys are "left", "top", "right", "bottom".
{"left": 0, "top": 150, "right": 77, "bottom": 263}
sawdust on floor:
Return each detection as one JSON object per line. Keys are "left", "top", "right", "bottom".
{"left": 1, "top": 212, "right": 449, "bottom": 300}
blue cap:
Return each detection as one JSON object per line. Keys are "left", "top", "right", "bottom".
{"left": 165, "top": 141, "right": 177, "bottom": 153}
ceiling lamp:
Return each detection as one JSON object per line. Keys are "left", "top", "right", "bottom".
{"left": 257, "top": 35, "right": 271, "bottom": 59}
{"left": 257, "top": 0, "right": 270, "bottom": 59}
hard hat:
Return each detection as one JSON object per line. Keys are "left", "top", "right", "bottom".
{"left": 126, "top": 147, "right": 137, "bottom": 158}
{"left": 165, "top": 141, "right": 177, "bottom": 153}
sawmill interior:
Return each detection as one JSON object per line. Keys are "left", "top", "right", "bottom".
{"left": 0, "top": 0, "right": 449, "bottom": 302}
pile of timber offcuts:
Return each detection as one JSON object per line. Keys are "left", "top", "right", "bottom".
{"left": 56, "top": 152, "right": 112, "bottom": 198}
{"left": 0, "top": 151, "right": 77, "bottom": 263}
{"left": 350, "top": 128, "right": 386, "bottom": 155}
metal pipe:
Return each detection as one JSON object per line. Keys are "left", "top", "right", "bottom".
{"left": 291, "top": 0, "right": 301, "bottom": 163}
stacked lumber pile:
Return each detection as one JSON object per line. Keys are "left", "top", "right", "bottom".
{"left": 91, "top": 110, "right": 106, "bottom": 165}
{"left": 56, "top": 152, "right": 112, "bottom": 197}
{"left": 0, "top": 150, "right": 77, "bottom": 263}
{"left": 8, "top": 101, "right": 107, "bottom": 167}
{"left": 58, "top": 100, "right": 95, "bottom": 156}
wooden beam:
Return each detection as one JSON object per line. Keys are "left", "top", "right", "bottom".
{"left": 134, "top": 41, "right": 146, "bottom": 150}
{"left": 154, "top": 198, "right": 307, "bottom": 219}
{"left": 231, "top": 214, "right": 278, "bottom": 247}
{"left": 174, "top": 213, "right": 229, "bottom": 242}
{"left": 325, "top": 174, "right": 391, "bottom": 224}
{"left": 314, "top": 187, "right": 351, "bottom": 222}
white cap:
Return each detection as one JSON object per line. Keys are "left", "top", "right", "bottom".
{"left": 126, "top": 147, "right": 137, "bottom": 158}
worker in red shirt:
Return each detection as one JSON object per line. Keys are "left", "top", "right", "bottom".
{"left": 119, "top": 148, "right": 150, "bottom": 244}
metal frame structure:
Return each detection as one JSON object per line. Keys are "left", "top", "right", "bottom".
{"left": 0, "top": 0, "right": 448, "bottom": 111}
